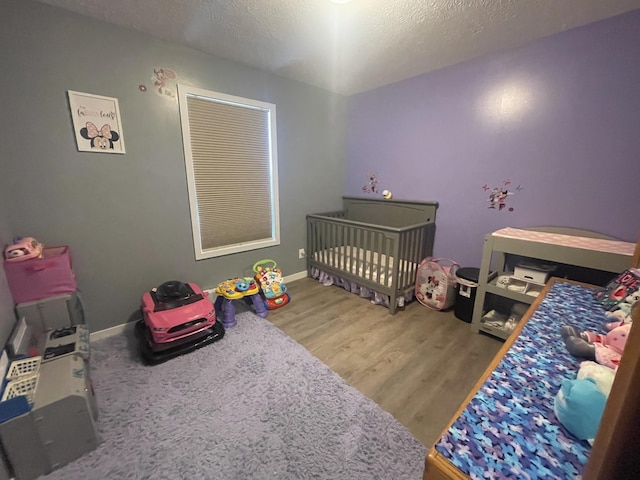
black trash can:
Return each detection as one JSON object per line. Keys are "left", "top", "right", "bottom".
{"left": 454, "top": 267, "right": 480, "bottom": 323}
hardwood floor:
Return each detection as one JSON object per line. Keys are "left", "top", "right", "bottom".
{"left": 267, "top": 277, "right": 502, "bottom": 447}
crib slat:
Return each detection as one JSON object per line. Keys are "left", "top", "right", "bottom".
{"left": 384, "top": 234, "right": 391, "bottom": 288}
{"left": 404, "top": 228, "right": 413, "bottom": 289}
{"left": 332, "top": 222, "right": 338, "bottom": 268}
{"left": 400, "top": 231, "right": 408, "bottom": 288}
{"left": 353, "top": 228, "right": 363, "bottom": 276}
{"left": 343, "top": 224, "right": 348, "bottom": 272}
{"left": 369, "top": 231, "right": 375, "bottom": 284}
{"left": 373, "top": 232, "right": 378, "bottom": 285}
{"left": 307, "top": 220, "right": 313, "bottom": 275}
{"left": 364, "top": 230, "right": 370, "bottom": 282}
{"left": 371, "top": 232, "right": 382, "bottom": 283}
{"left": 378, "top": 234, "right": 384, "bottom": 286}
{"left": 365, "top": 229, "right": 370, "bottom": 279}
{"left": 412, "top": 228, "right": 422, "bottom": 284}
{"left": 322, "top": 221, "right": 328, "bottom": 265}
{"left": 345, "top": 224, "right": 350, "bottom": 273}
{"left": 397, "top": 232, "right": 407, "bottom": 285}
{"left": 354, "top": 226, "right": 358, "bottom": 275}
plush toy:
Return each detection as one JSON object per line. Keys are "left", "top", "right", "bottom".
{"left": 3, "top": 237, "right": 43, "bottom": 262}
{"left": 553, "top": 377, "right": 607, "bottom": 444}
{"left": 560, "top": 322, "right": 631, "bottom": 370}
{"left": 577, "top": 360, "right": 616, "bottom": 396}
{"left": 604, "top": 290, "right": 640, "bottom": 327}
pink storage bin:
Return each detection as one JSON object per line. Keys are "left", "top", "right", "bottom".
{"left": 3, "top": 246, "right": 77, "bottom": 304}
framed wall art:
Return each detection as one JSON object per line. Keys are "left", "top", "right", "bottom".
{"left": 67, "top": 90, "right": 126, "bottom": 154}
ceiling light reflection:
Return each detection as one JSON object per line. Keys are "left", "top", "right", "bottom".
{"left": 478, "top": 81, "right": 535, "bottom": 126}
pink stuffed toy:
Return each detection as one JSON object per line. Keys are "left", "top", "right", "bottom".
{"left": 561, "top": 322, "right": 631, "bottom": 370}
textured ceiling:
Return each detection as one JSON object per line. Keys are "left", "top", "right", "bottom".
{"left": 37, "top": 0, "right": 640, "bottom": 95}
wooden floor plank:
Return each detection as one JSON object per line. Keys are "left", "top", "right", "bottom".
{"left": 267, "top": 277, "right": 502, "bottom": 447}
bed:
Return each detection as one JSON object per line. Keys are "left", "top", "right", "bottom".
{"left": 423, "top": 236, "right": 640, "bottom": 480}
{"left": 306, "top": 196, "right": 438, "bottom": 314}
{"left": 430, "top": 280, "right": 606, "bottom": 478}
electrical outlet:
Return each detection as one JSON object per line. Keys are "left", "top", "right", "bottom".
{"left": 298, "top": 248, "right": 306, "bottom": 259}
{"left": 203, "top": 288, "right": 215, "bottom": 300}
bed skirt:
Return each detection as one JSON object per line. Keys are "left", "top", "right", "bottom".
{"left": 311, "top": 268, "right": 413, "bottom": 309}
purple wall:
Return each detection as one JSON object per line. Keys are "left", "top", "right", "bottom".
{"left": 345, "top": 10, "right": 640, "bottom": 268}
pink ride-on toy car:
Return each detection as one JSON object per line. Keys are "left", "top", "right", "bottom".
{"left": 136, "top": 280, "right": 224, "bottom": 364}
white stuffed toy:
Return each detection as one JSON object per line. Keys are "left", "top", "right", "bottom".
{"left": 577, "top": 360, "right": 616, "bottom": 396}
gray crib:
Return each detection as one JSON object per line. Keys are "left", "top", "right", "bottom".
{"left": 306, "top": 196, "right": 438, "bottom": 314}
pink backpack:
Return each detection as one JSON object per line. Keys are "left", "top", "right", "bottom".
{"left": 415, "top": 257, "right": 460, "bottom": 310}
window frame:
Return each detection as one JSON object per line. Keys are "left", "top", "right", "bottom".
{"left": 177, "top": 84, "right": 280, "bottom": 260}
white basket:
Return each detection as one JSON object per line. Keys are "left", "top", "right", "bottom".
{"left": 1, "top": 374, "right": 39, "bottom": 405}
{"left": 6, "top": 356, "right": 42, "bottom": 380}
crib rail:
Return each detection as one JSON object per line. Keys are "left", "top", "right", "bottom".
{"left": 309, "top": 210, "right": 346, "bottom": 219}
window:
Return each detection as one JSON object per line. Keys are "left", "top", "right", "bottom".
{"left": 177, "top": 85, "right": 280, "bottom": 259}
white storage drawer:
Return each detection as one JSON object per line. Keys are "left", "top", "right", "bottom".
{"left": 513, "top": 263, "right": 556, "bottom": 285}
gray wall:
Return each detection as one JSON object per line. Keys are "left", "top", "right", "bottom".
{"left": 0, "top": 0, "right": 347, "bottom": 332}
{"left": 0, "top": 201, "right": 16, "bottom": 347}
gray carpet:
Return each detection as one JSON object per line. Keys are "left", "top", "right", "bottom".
{"left": 43, "top": 311, "right": 427, "bottom": 480}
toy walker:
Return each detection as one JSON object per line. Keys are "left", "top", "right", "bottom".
{"left": 137, "top": 280, "right": 224, "bottom": 364}
{"left": 253, "top": 259, "right": 290, "bottom": 310}
{"left": 214, "top": 277, "right": 268, "bottom": 328}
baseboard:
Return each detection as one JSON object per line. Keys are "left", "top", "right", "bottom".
{"left": 90, "top": 320, "right": 136, "bottom": 341}
{"left": 284, "top": 270, "right": 308, "bottom": 283}
{"left": 90, "top": 270, "right": 308, "bottom": 341}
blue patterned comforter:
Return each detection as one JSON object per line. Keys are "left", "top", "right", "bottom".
{"left": 435, "top": 282, "right": 609, "bottom": 479}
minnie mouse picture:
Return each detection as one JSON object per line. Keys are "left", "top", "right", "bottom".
{"left": 68, "top": 90, "right": 126, "bottom": 154}
{"left": 80, "top": 122, "right": 120, "bottom": 150}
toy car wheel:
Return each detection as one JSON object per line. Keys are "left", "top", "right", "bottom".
{"left": 134, "top": 320, "right": 158, "bottom": 365}
{"left": 212, "top": 320, "right": 225, "bottom": 339}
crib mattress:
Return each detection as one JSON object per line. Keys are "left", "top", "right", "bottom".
{"left": 313, "top": 246, "right": 415, "bottom": 287}
{"left": 434, "top": 282, "right": 607, "bottom": 479}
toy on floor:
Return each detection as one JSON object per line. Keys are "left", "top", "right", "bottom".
{"left": 415, "top": 257, "right": 459, "bottom": 310}
{"left": 214, "top": 277, "right": 268, "bottom": 328}
{"left": 137, "top": 280, "right": 224, "bottom": 364}
{"left": 560, "top": 322, "right": 631, "bottom": 370}
{"left": 253, "top": 259, "right": 290, "bottom": 310}
{"left": 3, "top": 237, "right": 43, "bottom": 262}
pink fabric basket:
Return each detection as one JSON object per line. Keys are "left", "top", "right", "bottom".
{"left": 3, "top": 246, "right": 77, "bottom": 304}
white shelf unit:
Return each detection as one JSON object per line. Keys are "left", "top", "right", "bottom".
{"left": 471, "top": 227, "right": 636, "bottom": 340}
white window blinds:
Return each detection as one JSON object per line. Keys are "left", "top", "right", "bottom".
{"left": 178, "top": 85, "right": 280, "bottom": 259}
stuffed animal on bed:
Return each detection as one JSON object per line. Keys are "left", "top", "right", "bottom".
{"left": 560, "top": 322, "right": 631, "bottom": 370}
{"left": 553, "top": 361, "right": 614, "bottom": 444}
{"left": 576, "top": 360, "right": 616, "bottom": 396}
{"left": 554, "top": 377, "right": 607, "bottom": 444}
{"left": 604, "top": 290, "right": 640, "bottom": 328}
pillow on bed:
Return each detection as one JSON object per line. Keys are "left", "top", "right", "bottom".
{"left": 594, "top": 268, "right": 640, "bottom": 312}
